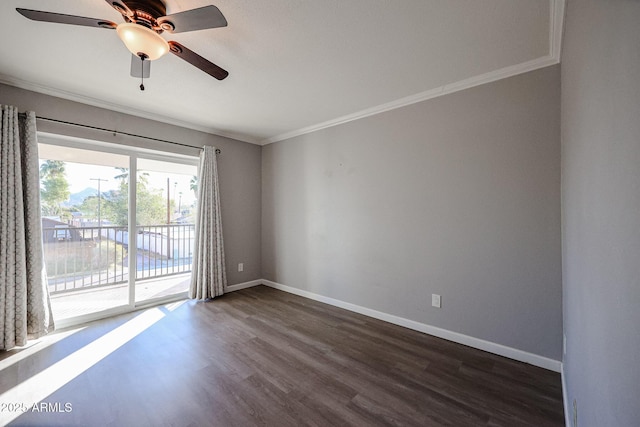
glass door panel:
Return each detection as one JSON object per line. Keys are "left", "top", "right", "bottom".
{"left": 134, "top": 157, "right": 197, "bottom": 303}
{"left": 38, "top": 144, "right": 130, "bottom": 321}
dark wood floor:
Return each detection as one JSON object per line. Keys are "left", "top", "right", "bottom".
{"left": 1, "top": 285, "right": 564, "bottom": 426}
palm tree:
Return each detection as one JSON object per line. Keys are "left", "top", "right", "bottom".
{"left": 40, "top": 160, "right": 66, "bottom": 179}
{"left": 114, "top": 167, "right": 128, "bottom": 182}
{"left": 40, "top": 160, "right": 70, "bottom": 218}
{"left": 190, "top": 175, "right": 198, "bottom": 197}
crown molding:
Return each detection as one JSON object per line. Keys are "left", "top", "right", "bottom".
{"left": 0, "top": 74, "right": 262, "bottom": 145}
{"left": 261, "top": 0, "right": 565, "bottom": 145}
{"left": 261, "top": 55, "right": 559, "bottom": 145}
{"left": 550, "top": 0, "right": 566, "bottom": 62}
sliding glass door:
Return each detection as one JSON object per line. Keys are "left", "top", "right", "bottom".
{"left": 38, "top": 136, "right": 198, "bottom": 324}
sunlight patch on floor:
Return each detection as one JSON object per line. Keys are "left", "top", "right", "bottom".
{"left": 0, "top": 327, "right": 86, "bottom": 373}
{"left": 0, "top": 307, "right": 166, "bottom": 425}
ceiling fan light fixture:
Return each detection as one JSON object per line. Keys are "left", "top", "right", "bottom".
{"left": 116, "top": 22, "right": 169, "bottom": 60}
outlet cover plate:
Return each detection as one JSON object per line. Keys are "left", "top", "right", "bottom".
{"left": 432, "top": 294, "right": 441, "bottom": 308}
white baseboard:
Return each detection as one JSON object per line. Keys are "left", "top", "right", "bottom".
{"left": 562, "top": 363, "right": 571, "bottom": 426}
{"left": 225, "top": 279, "right": 263, "bottom": 293}
{"left": 260, "top": 279, "right": 562, "bottom": 372}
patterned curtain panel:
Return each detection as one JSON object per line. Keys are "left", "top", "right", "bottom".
{"left": 189, "top": 146, "right": 227, "bottom": 300}
{"left": 0, "top": 105, "right": 54, "bottom": 350}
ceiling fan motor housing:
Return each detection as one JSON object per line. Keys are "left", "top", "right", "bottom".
{"left": 114, "top": 0, "right": 172, "bottom": 32}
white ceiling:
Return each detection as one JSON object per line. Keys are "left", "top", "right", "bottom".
{"left": 0, "top": 0, "right": 563, "bottom": 145}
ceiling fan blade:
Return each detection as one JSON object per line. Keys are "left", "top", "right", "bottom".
{"left": 159, "top": 6, "right": 227, "bottom": 34}
{"left": 130, "top": 54, "right": 150, "bottom": 78}
{"left": 16, "top": 8, "right": 117, "bottom": 29}
{"left": 168, "top": 42, "right": 228, "bottom": 80}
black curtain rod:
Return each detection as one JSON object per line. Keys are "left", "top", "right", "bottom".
{"left": 17, "top": 114, "right": 220, "bottom": 154}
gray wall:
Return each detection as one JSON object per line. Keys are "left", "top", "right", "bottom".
{"left": 262, "top": 66, "right": 562, "bottom": 360}
{"left": 561, "top": 1, "right": 640, "bottom": 425}
{"left": 0, "top": 83, "right": 262, "bottom": 285}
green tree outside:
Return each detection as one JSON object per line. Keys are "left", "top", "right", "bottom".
{"left": 78, "top": 195, "right": 102, "bottom": 222}
{"left": 40, "top": 160, "right": 70, "bottom": 218}
{"left": 190, "top": 175, "right": 198, "bottom": 197}
{"left": 96, "top": 168, "right": 169, "bottom": 226}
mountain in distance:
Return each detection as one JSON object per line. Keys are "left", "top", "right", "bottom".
{"left": 62, "top": 187, "right": 98, "bottom": 207}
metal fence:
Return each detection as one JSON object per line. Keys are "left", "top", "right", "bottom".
{"left": 42, "top": 224, "right": 195, "bottom": 294}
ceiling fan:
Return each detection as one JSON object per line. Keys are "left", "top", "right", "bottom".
{"left": 16, "top": 0, "right": 229, "bottom": 90}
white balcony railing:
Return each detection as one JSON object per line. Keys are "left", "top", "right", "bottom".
{"left": 42, "top": 224, "right": 194, "bottom": 294}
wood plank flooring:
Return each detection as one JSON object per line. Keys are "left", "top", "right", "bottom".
{"left": 0, "top": 285, "right": 564, "bottom": 426}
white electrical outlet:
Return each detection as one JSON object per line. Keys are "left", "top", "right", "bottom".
{"left": 238, "top": 263, "right": 244, "bottom": 272}
{"left": 432, "top": 294, "right": 441, "bottom": 308}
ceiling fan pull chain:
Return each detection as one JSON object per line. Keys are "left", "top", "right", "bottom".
{"left": 139, "top": 55, "right": 145, "bottom": 91}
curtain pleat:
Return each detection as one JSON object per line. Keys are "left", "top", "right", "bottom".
{"left": 189, "top": 146, "right": 226, "bottom": 300}
{"left": 1, "top": 105, "right": 54, "bottom": 350}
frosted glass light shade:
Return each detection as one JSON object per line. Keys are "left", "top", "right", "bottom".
{"left": 116, "top": 23, "right": 169, "bottom": 60}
